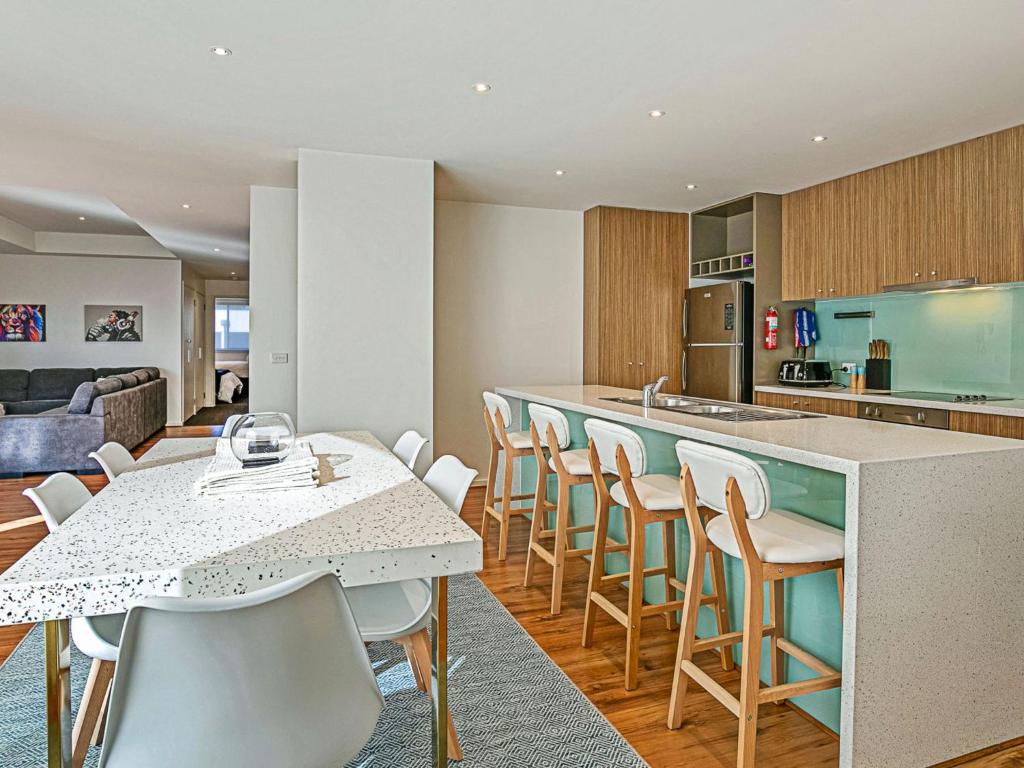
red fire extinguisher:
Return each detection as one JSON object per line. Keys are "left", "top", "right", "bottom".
{"left": 764, "top": 306, "right": 779, "bottom": 350}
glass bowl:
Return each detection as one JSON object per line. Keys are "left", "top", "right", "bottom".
{"left": 229, "top": 412, "right": 297, "bottom": 467}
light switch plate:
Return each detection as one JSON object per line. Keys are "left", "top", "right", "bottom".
{"left": 270, "top": 352, "right": 289, "bottom": 364}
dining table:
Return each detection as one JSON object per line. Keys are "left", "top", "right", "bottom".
{"left": 0, "top": 431, "right": 484, "bottom": 768}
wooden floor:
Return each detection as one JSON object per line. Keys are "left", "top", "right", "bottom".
{"left": 1, "top": 427, "right": 1020, "bottom": 767}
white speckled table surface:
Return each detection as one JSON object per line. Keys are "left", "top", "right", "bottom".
{"left": 0, "top": 431, "right": 483, "bottom": 624}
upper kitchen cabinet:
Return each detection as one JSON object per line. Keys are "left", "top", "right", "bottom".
{"left": 782, "top": 123, "right": 1024, "bottom": 300}
{"left": 583, "top": 206, "right": 688, "bottom": 392}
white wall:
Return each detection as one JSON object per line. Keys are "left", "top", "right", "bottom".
{"left": 204, "top": 279, "right": 249, "bottom": 406}
{"left": 249, "top": 186, "right": 298, "bottom": 418}
{"left": 296, "top": 150, "right": 434, "bottom": 464}
{"left": 0, "top": 253, "right": 183, "bottom": 424}
{"left": 434, "top": 201, "right": 584, "bottom": 473}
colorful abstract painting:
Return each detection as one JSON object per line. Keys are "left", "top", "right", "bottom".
{"left": 84, "top": 305, "right": 142, "bottom": 342}
{"left": 0, "top": 304, "right": 46, "bottom": 342}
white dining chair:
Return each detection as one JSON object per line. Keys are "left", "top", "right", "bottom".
{"left": 97, "top": 571, "right": 383, "bottom": 768}
{"left": 23, "top": 473, "right": 124, "bottom": 768}
{"left": 393, "top": 429, "right": 429, "bottom": 472}
{"left": 344, "top": 454, "right": 477, "bottom": 761}
{"left": 88, "top": 442, "right": 137, "bottom": 482}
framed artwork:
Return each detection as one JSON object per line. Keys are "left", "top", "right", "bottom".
{"left": 0, "top": 304, "right": 46, "bottom": 342}
{"left": 84, "top": 305, "right": 143, "bottom": 342}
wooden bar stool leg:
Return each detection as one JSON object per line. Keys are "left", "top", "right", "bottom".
{"left": 582, "top": 495, "right": 610, "bottom": 648}
{"left": 769, "top": 578, "right": 786, "bottom": 695}
{"left": 523, "top": 464, "right": 548, "bottom": 588}
{"left": 662, "top": 519, "right": 678, "bottom": 631}
{"left": 550, "top": 474, "right": 570, "bottom": 615}
{"left": 481, "top": 442, "right": 499, "bottom": 545}
{"left": 497, "top": 452, "right": 514, "bottom": 561}
{"left": 707, "top": 544, "right": 735, "bottom": 671}
{"left": 737, "top": 573, "right": 766, "bottom": 768}
{"left": 836, "top": 566, "right": 845, "bottom": 614}
{"left": 71, "top": 658, "right": 114, "bottom": 768}
{"left": 624, "top": 512, "right": 646, "bottom": 691}
{"left": 667, "top": 514, "right": 706, "bottom": 729}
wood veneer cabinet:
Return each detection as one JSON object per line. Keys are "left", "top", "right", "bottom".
{"left": 782, "top": 124, "right": 1024, "bottom": 300}
{"left": 583, "top": 206, "right": 689, "bottom": 392}
{"left": 755, "top": 391, "right": 858, "bottom": 417}
{"left": 949, "top": 411, "right": 1024, "bottom": 439}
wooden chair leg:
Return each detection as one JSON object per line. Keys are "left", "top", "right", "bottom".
{"left": 707, "top": 544, "right": 735, "bottom": 671}
{"left": 90, "top": 679, "right": 111, "bottom": 746}
{"left": 399, "top": 635, "right": 427, "bottom": 691}
{"left": 582, "top": 495, "right": 610, "bottom": 648}
{"left": 523, "top": 467, "right": 548, "bottom": 588}
{"left": 624, "top": 516, "right": 645, "bottom": 691}
{"left": 550, "top": 476, "right": 570, "bottom": 615}
{"left": 481, "top": 444, "right": 499, "bottom": 544}
{"left": 769, "top": 578, "right": 786, "bottom": 697}
{"left": 667, "top": 521, "right": 707, "bottom": 729}
{"left": 410, "top": 629, "right": 463, "bottom": 761}
{"left": 662, "top": 519, "right": 678, "bottom": 631}
{"left": 497, "top": 453, "right": 514, "bottom": 561}
{"left": 737, "top": 576, "right": 765, "bottom": 768}
{"left": 836, "top": 566, "right": 845, "bottom": 615}
{"left": 72, "top": 658, "right": 115, "bottom": 768}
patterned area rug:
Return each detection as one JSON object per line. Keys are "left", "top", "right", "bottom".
{"left": 0, "top": 574, "right": 647, "bottom": 767}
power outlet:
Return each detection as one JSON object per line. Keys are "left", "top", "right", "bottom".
{"left": 840, "top": 362, "right": 857, "bottom": 374}
{"left": 270, "top": 352, "right": 289, "bottom": 364}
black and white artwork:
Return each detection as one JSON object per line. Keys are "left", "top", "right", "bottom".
{"left": 84, "top": 305, "right": 143, "bottom": 342}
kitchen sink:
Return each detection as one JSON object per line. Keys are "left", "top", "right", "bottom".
{"left": 601, "top": 396, "right": 822, "bottom": 422}
{"left": 602, "top": 396, "right": 702, "bottom": 408}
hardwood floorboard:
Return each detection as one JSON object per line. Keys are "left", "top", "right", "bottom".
{"left": 1, "top": 432, "right": 1019, "bottom": 767}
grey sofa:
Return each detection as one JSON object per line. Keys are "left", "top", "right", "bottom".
{"left": 0, "top": 366, "right": 166, "bottom": 476}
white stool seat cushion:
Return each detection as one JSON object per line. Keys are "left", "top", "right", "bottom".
{"left": 505, "top": 430, "right": 533, "bottom": 450}
{"left": 345, "top": 578, "right": 431, "bottom": 642}
{"left": 71, "top": 613, "right": 124, "bottom": 662}
{"left": 706, "top": 508, "right": 845, "bottom": 564}
{"left": 550, "top": 449, "right": 591, "bottom": 476}
{"left": 610, "top": 474, "right": 684, "bottom": 511}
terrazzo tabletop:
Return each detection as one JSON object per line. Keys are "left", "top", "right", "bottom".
{"left": 497, "top": 384, "right": 1024, "bottom": 472}
{"left": 0, "top": 431, "right": 483, "bottom": 624}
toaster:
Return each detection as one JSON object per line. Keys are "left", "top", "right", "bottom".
{"left": 778, "top": 359, "right": 833, "bottom": 387}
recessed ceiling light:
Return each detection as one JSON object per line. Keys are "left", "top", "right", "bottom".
{"left": 78, "top": 216, "right": 87, "bottom": 221}
{"left": 811, "top": 135, "right": 828, "bottom": 143}
{"left": 210, "top": 46, "right": 232, "bottom": 57}
{"left": 181, "top": 203, "right": 191, "bottom": 209}
{"left": 685, "top": 184, "right": 698, "bottom": 190}
{"left": 472, "top": 82, "right": 491, "bottom": 93}
{"left": 213, "top": 247, "right": 221, "bottom": 252}
{"left": 648, "top": 110, "right": 666, "bottom": 118}
{"left": 554, "top": 169, "right": 566, "bottom": 177}
{"left": 230, "top": 271, "right": 236, "bottom": 275}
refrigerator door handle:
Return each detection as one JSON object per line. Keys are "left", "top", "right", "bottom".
{"left": 681, "top": 350, "right": 687, "bottom": 391}
{"left": 682, "top": 297, "right": 688, "bottom": 339}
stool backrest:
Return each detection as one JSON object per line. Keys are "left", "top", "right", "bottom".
{"left": 22, "top": 472, "right": 93, "bottom": 532}
{"left": 527, "top": 403, "right": 570, "bottom": 449}
{"left": 482, "top": 391, "right": 512, "bottom": 431}
{"left": 674, "top": 440, "right": 771, "bottom": 519}
{"left": 584, "top": 419, "right": 646, "bottom": 477}
{"left": 98, "top": 571, "right": 383, "bottom": 768}
{"left": 422, "top": 454, "right": 478, "bottom": 513}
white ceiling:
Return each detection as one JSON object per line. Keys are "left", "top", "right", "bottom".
{"left": 0, "top": 186, "right": 146, "bottom": 236}
{"left": 2, "top": 1, "right": 1023, "bottom": 278}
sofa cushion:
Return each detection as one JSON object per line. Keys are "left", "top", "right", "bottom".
{"left": 95, "top": 366, "right": 144, "bottom": 379}
{"left": 0, "top": 369, "right": 30, "bottom": 402}
{"left": 142, "top": 367, "right": 160, "bottom": 380}
{"left": 113, "top": 372, "right": 139, "bottom": 389}
{"left": 2, "top": 399, "right": 72, "bottom": 415}
{"left": 28, "top": 368, "right": 94, "bottom": 401}
{"left": 0, "top": 402, "right": 5, "bottom": 416}
{"left": 132, "top": 368, "right": 152, "bottom": 383}
{"left": 68, "top": 377, "right": 123, "bottom": 414}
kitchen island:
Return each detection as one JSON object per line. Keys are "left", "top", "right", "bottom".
{"left": 496, "top": 384, "right": 1024, "bottom": 768}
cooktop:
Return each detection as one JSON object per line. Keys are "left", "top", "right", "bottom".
{"left": 886, "top": 391, "right": 1012, "bottom": 403}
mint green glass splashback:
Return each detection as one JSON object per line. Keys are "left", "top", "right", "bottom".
{"left": 813, "top": 284, "right": 1024, "bottom": 394}
{"left": 518, "top": 402, "right": 846, "bottom": 733}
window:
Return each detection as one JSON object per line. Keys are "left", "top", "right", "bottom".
{"left": 215, "top": 299, "right": 249, "bottom": 351}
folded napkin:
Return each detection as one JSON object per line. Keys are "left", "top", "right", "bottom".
{"left": 196, "top": 439, "right": 320, "bottom": 496}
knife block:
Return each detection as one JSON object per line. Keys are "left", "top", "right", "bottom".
{"left": 865, "top": 359, "right": 891, "bottom": 391}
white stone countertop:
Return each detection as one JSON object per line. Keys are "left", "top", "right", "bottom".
{"left": 755, "top": 384, "right": 1024, "bottom": 416}
{"left": 0, "top": 431, "right": 483, "bottom": 625}
{"left": 497, "top": 384, "right": 1024, "bottom": 473}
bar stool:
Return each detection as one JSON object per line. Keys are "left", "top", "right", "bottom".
{"left": 668, "top": 439, "right": 845, "bottom": 768}
{"left": 480, "top": 391, "right": 542, "bottom": 561}
{"left": 581, "top": 419, "right": 721, "bottom": 690}
{"left": 523, "top": 403, "right": 616, "bottom": 615}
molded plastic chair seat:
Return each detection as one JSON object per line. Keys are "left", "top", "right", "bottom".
{"left": 72, "top": 614, "right": 124, "bottom": 662}
{"left": 346, "top": 579, "right": 431, "bottom": 641}
{"left": 549, "top": 448, "right": 591, "bottom": 476}
{"left": 87, "top": 442, "right": 136, "bottom": 482}
{"left": 393, "top": 429, "right": 429, "bottom": 472}
{"left": 705, "top": 507, "right": 845, "bottom": 564}
{"left": 504, "top": 430, "right": 533, "bottom": 450}
{"left": 610, "top": 474, "right": 684, "bottom": 511}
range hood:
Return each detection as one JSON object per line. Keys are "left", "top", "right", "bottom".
{"left": 882, "top": 277, "right": 978, "bottom": 294}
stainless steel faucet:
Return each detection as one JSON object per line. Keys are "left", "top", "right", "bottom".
{"left": 642, "top": 375, "right": 670, "bottom": 408}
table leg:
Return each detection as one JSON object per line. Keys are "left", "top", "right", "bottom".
{"left": 44, "top": 619, "right": 72, "bottom": 768}
{"left": 430, "top": 576, "right": 448, "bottom": 768}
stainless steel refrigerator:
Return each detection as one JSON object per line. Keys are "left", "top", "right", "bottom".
{"left": 682, "top": 281, "right": 753, "bottom": 403}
